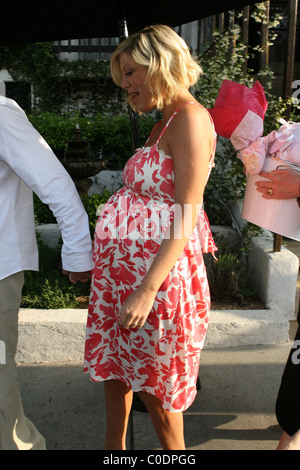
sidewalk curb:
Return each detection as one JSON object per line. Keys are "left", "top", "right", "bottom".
{"left": 16, "top": 307, "right": 289, "bottom": 364}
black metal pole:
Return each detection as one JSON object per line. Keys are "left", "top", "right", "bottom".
{"left": 118, "top": 17, "right": 140, "bottom": 151}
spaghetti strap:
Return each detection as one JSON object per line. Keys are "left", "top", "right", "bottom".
{"left": 155, "top": 102, "right": 214, "bottom": 146}
{"left": 145, "top": 120, "right": 162, "bottom": 144}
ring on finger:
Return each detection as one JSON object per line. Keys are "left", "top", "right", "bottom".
{"left": 267, "top": 188, "right": 273, "bottom": 195}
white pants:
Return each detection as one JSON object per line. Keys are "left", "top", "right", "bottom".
{"left": 0, "top": 272, "right": 46, "bottom": 450}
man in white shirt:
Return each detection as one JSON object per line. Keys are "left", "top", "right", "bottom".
{"left": 0, "top": 94, "right": 93, "bottom": 450}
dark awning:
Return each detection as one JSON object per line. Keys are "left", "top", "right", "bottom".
{"left": 0, "top": 0, "right": 261, "bottom": 45}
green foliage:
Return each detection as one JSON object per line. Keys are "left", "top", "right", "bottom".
{"left": 82, "top": 190, "right": 113, "bottom": 237}
{"left": 22, "top": 277, "right": 79, "bottom": 309}
{"left": 204, "top": 217, "right": 263, "bottom": 306}
{"left": 0, "top": 43, "right": 121, "bottom": 114}
{"left": 0, "top": 42, "right": 60, "bottom": 112}
{"left": 33, "top": 193, "right": 56, "bottom": 224}
{"left": 206, "top": 252, "right": 241, "bottom": 302}
{"left": 194, "top": 25, "right": 250, "bottom": 224}
{"left": 194, "top": 24, "right": 251, "bottom": 109}
{"left": 28, "top": 112, "right": 76, "bottom": 151}
{"left": 204, "top": 140, "right": 247, "bottom": 225}
{"left": 52, "top": 59, "right": 123, "bottom": 115}
{"left": 76, "top": 113, "right": 133, "bottom": 168}
{"left": 22, "top": 236, "right": 90, "bottom": 309}
{"left": 205, "top": 249, "right": 258, "bottom": 305}
{"left": 28, "top": 112, "right": 155, "bottom": 169}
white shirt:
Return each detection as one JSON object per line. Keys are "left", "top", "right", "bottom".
{"left": 0, "top": 96, "right": 93, "bottom": 281}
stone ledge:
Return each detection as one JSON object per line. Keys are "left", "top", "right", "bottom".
{"left": 204, "top": 307, "right": 288, "bottom": 349}
{"left": 17, "top": 309, "right": 88, "bottom": 363}
{"left": 16, "top": 307, "right": 289, "bottom": 363}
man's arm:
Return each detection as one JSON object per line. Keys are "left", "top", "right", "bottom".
{"left": 0, "top": 98, "right": 93, "bottom": 278}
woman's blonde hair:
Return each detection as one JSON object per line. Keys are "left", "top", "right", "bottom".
{"left": 110, "top": 24, "right": 202, "bottom": 111}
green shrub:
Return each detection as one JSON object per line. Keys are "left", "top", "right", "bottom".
{"left": 28, "top": 112, "right": 76, "bottom": 151}
{"left": 33, "top": 193, "right": 56, "bottom": 224}
{"left": 28, "top": 112, "right": 155, "bottom": 169}
{"left": 82, "top": 190, "right": 113, "bottom": 237}
{"left": 22, "top": 236, "right": 90, "bottom": 309}
{"left": 205, "top": 251, "right": 257, "bottom": 305}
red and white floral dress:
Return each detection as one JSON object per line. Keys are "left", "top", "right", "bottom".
{"left": 84, "top": 103, "right": 217, "bottom": 412}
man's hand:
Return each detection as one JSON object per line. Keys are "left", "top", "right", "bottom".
{"left": 62, "top": 270, "right": 91, "bottom": 284}
{"left": 255, "top": 168, "right": 300, "bottom": 200}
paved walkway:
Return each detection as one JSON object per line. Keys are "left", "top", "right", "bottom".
{"left": 18, "top": 342, "right": 293, "bottom": 451}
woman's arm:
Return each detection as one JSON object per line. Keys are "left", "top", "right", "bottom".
{"left": 118, "top": 105, "right": 214, "bottom": 329}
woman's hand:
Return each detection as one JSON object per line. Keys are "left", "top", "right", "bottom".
{"left": 118, "top": 285, "right": 157, "bottom": 330}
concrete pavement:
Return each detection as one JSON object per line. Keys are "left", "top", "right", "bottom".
{"left": 18, "top": 342, "right": 294, "bottom": 451}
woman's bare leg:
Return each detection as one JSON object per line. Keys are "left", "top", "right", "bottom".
{"left": 138, "top": 391, "right": 185, "bottom": 450}
{"left": 104, "top": 379, "right": 133, "bottom": 450}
